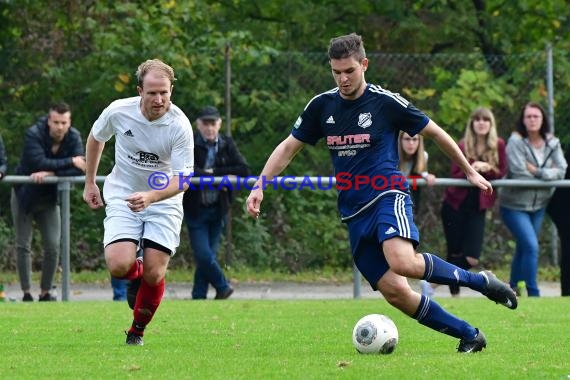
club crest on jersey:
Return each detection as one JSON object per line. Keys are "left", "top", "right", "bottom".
{"left": 358, "top": 113, "right": 372, "bottom": 129}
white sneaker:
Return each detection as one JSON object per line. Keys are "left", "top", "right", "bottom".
{"left": 420, "top": 280, "right": 435, "bottom": 297}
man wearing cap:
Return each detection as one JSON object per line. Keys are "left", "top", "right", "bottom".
{"left": 183, "top": 106, "right": 250, "bottom": 299}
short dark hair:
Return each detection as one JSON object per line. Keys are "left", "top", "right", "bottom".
{"left": 49, "top": 102, "right": 71, "bottom": 114}
{"left": 328, "top": 33, "right": 366, "bottom": 62}
{"left": 516, "top": 102, "right": 550, "bottom": 139}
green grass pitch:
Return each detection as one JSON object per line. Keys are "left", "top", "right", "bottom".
{"left": 1, "top": 298, "right": 568, "bottom": 379}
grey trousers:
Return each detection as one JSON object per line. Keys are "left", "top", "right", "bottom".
{"left": 11, "top": 189, "right": 61, "bottom": 292}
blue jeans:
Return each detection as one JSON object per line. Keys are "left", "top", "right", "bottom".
{"left": 500, "top": 206, "right": 546, "bottom": 296}
{"left": 185, "top": 206, "right": 230, "bottom": 299}
{"left": 111, "top": 276, "right": 127, "bottom": 301}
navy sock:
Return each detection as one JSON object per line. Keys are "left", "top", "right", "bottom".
{"left": 413, "top": 294, "right": 477, "bottom": 340}
{"left": 447, "top": 255, "right": 471, "bottom": 270}
{"left": 422, "top": 253, "right": 486, "bottom": 292}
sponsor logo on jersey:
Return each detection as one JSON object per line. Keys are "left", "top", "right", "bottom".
{"left": 127, "top": 151, "right": 160, "bottom": 168}
{"left": 136, "top": 151, "right": 159, "bottom": 162}
{"left": 327, "top": 134, "right": 371, "bottom": 157}
{"left": 326, "top": 134, "right": 370, "bottom": 146}
{"left": 123, "top": 129, "right": 134, "bottom": 137}
{"left": 337, "top": 150, "right": 356, "bottom": 157}
{"left": 326, "top": 115, "right": 335, "bottom": 124}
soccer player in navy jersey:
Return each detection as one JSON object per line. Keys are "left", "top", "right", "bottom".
{"left": 246, "top": 33, "right": 517, "bottom": 353}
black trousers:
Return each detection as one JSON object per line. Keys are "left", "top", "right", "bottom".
{"left": 441, "top": 201, "right": 486, "bottom": 262}
{"left": 548, "top": 210, "right": 570, "bottom": 296}
{"left": 560, "top": 234, "right": 570, "bottom": 296}
{"left": 440, "top": 201, "right": 486, "bottom": 295}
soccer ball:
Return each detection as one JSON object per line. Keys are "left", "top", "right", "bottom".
{"left": 352, "top": 314, "right": 399, "bottom": 354}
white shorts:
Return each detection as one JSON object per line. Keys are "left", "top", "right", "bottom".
{"left": 103, "top": 201, "right": 184, "bottom": 255}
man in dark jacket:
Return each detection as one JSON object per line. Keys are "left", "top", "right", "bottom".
{"left": 11, "top": 102, "right": 86, "bottom": 302}
{"left": 547, "top": 144, "right": 570, "bottom": 296}
{"left": 183, "top": 106, "right": 250, "bottom": 299}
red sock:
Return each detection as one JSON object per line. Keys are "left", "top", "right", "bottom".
{"left": 122, "top": 259, "right": 143, "bottom": 281}
{"left": 129, "top": 277, "right": 165, "bottom": 336}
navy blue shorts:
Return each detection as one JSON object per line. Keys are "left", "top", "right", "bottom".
{"left": 347, "top": 192, "right": 420, "bottom": 290}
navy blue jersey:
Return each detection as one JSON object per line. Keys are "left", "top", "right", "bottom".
{"left": 291, "top": 84, "right": 429, "bottom": 220}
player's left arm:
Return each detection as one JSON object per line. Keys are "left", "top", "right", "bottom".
{"left": 420, "top": 120, "right": 492, "bottom": 194}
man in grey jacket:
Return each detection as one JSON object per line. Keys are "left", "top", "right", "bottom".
{"left": 499, "top": 102, "right": 567, "bottom": 297}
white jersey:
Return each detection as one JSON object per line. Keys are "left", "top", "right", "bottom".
{"left": 92, "top": 96, "right": 194, "bottom": 205}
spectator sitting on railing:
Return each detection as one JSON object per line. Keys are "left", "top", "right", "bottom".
{"left": 11, "top": 102, "right": 86, "bottom": 302}
{"left": 422, "top": 107, "right": 506, "bottom": 298}
{"left": 0, "top": 132, "right": 7, "bottom": 180}
{"left": 397, "top": 131, "right": 436, "bottom": 214}
{"left": 498, "top": 102, "right": 567, "bottom": 297}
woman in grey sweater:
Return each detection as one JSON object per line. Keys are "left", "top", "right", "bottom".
{"left": 499, "top": 102, "right": 567, "bottom": 297}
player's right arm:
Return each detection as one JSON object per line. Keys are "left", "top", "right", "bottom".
{"left": 246, "top": 135, "right": 305, "bottom": 219}
{"left": 421, "top": 120, "right": 492, "bottom": 194}
{"left": 83, "top": 132, "right": 106, "bottom": 209}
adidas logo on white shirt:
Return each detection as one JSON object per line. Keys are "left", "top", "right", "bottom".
{"left": 124, "top": 129, "right": 134, "bottom": 137}
{"left": 326, "top": 115, "right": 335, "bottom": 124}
{"left": 385, "top": 226, "right": 397, "bottom": 235}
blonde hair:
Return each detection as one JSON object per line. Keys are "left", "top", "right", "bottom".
{"left": 398, "top": 131, "right": 427, "bottom": 174}
{"left": 135, "top": 59, "right": 175, "bottom": 87}
{"left": 463, "top": 107, "right": 499, "bottom": 168}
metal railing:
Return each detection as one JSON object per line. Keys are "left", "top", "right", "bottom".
{"left": 2, "top": 175, "right": 568, "bottom": 300}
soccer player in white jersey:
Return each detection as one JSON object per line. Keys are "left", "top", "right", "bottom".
{"left": 83, "top": 59, "right": 194, "bottom": 346}
{"left": 246, "top": 33, "right": 517, "bottom": 353}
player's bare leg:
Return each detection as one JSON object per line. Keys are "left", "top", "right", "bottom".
{"left": 105, "top": 240, "right": 139, "bottom": 279}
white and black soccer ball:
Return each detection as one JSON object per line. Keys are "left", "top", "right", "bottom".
{"left": 352, "top": 314, "right": 399, "bottom": 354}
